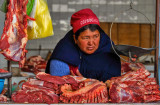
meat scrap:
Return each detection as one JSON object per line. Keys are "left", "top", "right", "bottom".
{"left": 0, "top": 0, "right": 30, "bottom": 67}
{"left": 21, "top": 55, "right": 47, "bottom": 74}
{"left": 107, "top": 68, "right": 160, "bottom": 103}
{"left": 0, "top": 88, "right": 9, "bottom": 102}
{"left": 0, "top": 95, "right": 8, "bottom": 102}
{"left": 0, "top": 69, "right": 8, "bottom": 73}
{"left": 121, "top": 62, "right": 145, "bottom": 73}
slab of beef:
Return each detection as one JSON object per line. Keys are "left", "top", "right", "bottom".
{"left": 11, "top": 82, "right": 59, "bottom": 104}
{"left": 21, "top": 55, "right": 47, "bottom": 74}
{"left": 36, "top": 72, "right": 67, "bottom": 84}
{"left": 0, "top": 0, "right": 29, "bottom": 67}
{"left": 121, "top": 62, "right": 145, "bottom": 73}
{"left": 107, "top": 68, "right": 160, "bottom": 103}
{"left": 28, "top": 78, "right": 60, "bottom": 94}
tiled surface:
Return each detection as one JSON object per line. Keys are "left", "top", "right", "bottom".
{"left": 0, "top": 0, "right": 156, "bottom": 69}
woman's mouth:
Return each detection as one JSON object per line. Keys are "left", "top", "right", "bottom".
{"left": 87, "top": 47, "right": 94, "bottom": 50}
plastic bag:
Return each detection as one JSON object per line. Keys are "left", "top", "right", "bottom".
{"left": 27, "top": 0, "right": 54, "bottom": 40}
{"left": 0, "top": 0, "right": 7, "bottom": 13}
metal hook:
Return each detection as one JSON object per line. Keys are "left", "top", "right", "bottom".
{"left": 128, "top": 50, "right": 132, "bottom": 62}
{"left": 130, "top": 0, "right": 133, "bottom": 9}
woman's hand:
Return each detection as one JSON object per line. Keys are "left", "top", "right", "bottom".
{"left": 70, "top": 69, "right": 83, "bottom": 77}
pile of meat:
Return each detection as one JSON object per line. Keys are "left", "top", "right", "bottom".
{"left": 107, "top": 68, "right": 160, "bottom": 103}
{"left": 121, "top": 62, "right": 145, "bottom": 73}
{"left": 21, "top": 55, "right": 47, "bottom": 74}
{"left": 0, "top": 69, "right": 8, "bottom": 103}
{"left": 0, "top": 95, "right": 7, "bottom": 102}
{"left": 0, "top": 88, "right": 8, "bottom": 102}
{"left": 11, "top": 72, "right": 108, "bottom": 104}
{"left": 0, "top": 0, "right": 32, "bottom": 67}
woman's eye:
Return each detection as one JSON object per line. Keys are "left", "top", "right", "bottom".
{"left": 93, "top": 35, "right": 99, "bottom": 38}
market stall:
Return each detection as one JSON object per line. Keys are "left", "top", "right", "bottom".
{"left": 0, "top": 0, "right": 160, "bottom": 104}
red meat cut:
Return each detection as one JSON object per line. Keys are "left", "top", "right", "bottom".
{"left": 108, "top": 68, "right": 160, "bottom": 103}
{"left": 0, "top": 95, "right": 7, "bottom": 102}
{"left": 0, "top": 0, "right": 29, "bottom": 67}
{"left": 21, "top": 55, "right": 47, "bottom": 74}
{"left": 121, "top": 62, "right": 145, "bottom": 73}
{"left": 12, "top": 72, "right": 108, "bottom": 104}
{"left": 11, "top": 82, "right": 59, "bottom": 104}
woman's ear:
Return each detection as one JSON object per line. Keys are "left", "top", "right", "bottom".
{"left": 73, "top": 35, "right": 77, "bottom": 44}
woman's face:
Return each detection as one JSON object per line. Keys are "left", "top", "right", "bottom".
{"left": 73, "top": 29, "right": 100, "bottom": 54}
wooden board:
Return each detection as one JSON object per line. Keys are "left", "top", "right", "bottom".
{"left": 140, "top": 24, "right": 151, "bottom": 48}
{"left": 118, "top": 23, "right": 140, "bottom": 46}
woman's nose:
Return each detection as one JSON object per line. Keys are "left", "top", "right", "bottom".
{"left": 88, "top": 38, "right": 94, "bottom": 45}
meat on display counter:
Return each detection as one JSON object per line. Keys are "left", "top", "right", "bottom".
{"left": 1, "top": 103, "right": 160, "bottom": 105}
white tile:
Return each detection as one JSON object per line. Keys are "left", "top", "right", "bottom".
{"left": 52, "top": 4, "right": 60, "bottom": 12}
{"left": 84, "top": 0, "right": 91, "bottom": 4}
{"left": 60, "top": 5, "right": 68, "bottom": 12}
{"left": 76, "top": 0, "right": 83, "bottom": 4}
{"left": 91, "top": 0, "right": 99, "bottom": 4}
{"left": 99, "top": 0, "right": 106, "bottom": 4}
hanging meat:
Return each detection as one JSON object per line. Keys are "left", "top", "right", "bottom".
{"left": 0, "top": 0, "right": 29, "bottom": 67}
{"left": 107, "top": 68, "right": 160, "bottom": 103}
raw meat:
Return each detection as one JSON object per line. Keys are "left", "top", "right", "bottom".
{"left": 11, "top": 82, "right": 59, "bottom": 104}
{"left": 21, "top": 55, "right": 47, "bottom": 74}
{"left": 0, "top": 95, "right": 7, "bottom": 102}
{"left": 0, "top": 69, "right": 8, "bottom": 73}
{"left": 12, "top": 72, "right": 108, "bottom": 103}
{"left": 28, "top": 78, "right": 60, "bottom": 94}
{"left": 121, "top": 62, "right": 145, "bottom": 73}
{"left": 0, "top": 0, "right": 29, "bottom": 67}
{"left": 60, "top": 80, "right": 108, "bottom": 103}
{"left": 108, "top": 68, "right": 160, "bottom": 103}
{"left": 36, "top": 72, "right": 67, "bottom": 84}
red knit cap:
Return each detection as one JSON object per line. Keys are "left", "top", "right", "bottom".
{"left": 70, "top": 8, "right": 100, "bottom": 33}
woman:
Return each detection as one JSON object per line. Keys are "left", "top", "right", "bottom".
{"left": 45, "top": 8, "right": 121, "bottom": 82}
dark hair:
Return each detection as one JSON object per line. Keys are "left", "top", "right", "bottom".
{"left": 74, "top": 24, "right": 102, "bottom": 40}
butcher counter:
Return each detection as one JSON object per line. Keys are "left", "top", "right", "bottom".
{"left": 1, "top": 103, "right": 160, "bottom": 105}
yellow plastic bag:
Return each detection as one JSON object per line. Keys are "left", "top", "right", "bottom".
{"left": 27, "top": 0, "right": 53, "bottom": 40}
